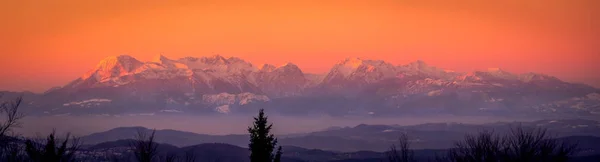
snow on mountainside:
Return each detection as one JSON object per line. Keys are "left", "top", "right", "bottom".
{"left": 323, "top": 57, "right": 399, "bottom": 83}
{"left": 319, "top": 58, "right": 400, "bottom": 93}
{"left": 12, "top": 55, "right": 600, "bottom": 116}
{"left": 304, "top": 73, "right": 325, "bottom": 86}
{"left": 534, "top": 93, "right": 600, "bottom": 114}
{"left": 396, "top": 60, "right": 459, "bottom": 80}
{"left": 456, "top": 68, "right": 518, "bottom": 83}
{"left": 63, "top": 54, "right": 261, "bottom": 94}
{"left": 177, "top": 55, "right": 257, "bottom": 75}
{"left": 202, "top": 92, "right": 270, "bottom": 114}
{"left": 202, "top": 92, "right": 269, "bottom": 106}
{"left": 254, "top": 63, "right": 307, "bottom": 97}
{"left": 63, "top": 99, "right": 112, "bottom": 107}
{"left": 81, "top": 55, "right": 144, "bottom": 82}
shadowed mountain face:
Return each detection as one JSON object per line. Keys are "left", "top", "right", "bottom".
{"left": 79, "top": 119, "right": 600, "bottom": 152}
{"left": 3, "top": 55, "right": 599, "bottom": 118}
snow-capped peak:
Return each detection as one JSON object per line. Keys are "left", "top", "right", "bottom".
{"left": 274, "top": 63, "right": 303, "bottom": 75}
{"left": 336, "top": 58, "right": 362, "bottom": 77}
{"left": 407, "top": 60, "right": 428, "bottom": 68}
{"left": 95, "top": 55, "right": 142, "bottom": 70}
{"left": 151, "top": 54, "right": 170, "bottom": 63}
{"left": 396, "top": 60, "right": 457, "bottom": 79}
{"left": 226, "top": 57, "right": 247, "bottom": 64}
{"left": 259, "top": 64, "right": 277, "bottom": 72}
{"left": 150, "top": 54, "right": 189, "bottom": 69}
{"left": 482, "top": 68, "right": 515, "bottom": 78}
{"left": 321, "top": 57, "right": 398, "bottom": 84}
{"left": 178, "top": 56, "right": 199, "bottom": 62}
{"left": 519, "top": 72, "right": 561, "bottom": 83}
{"left": 457, "top": 68, "right": 518, "bottom": 82}
{"left": 278, "top": 62, "right": 299, "bottom": 69}
{"left": 200, "top": 55, "right": 228, "bottom": 64}
{"left": 82, "top": 55, "right": 143, "bottom": 80}
{"left": 332, "top": 57, "right": 391, "bottom": 77}
{"left": 339, "top": 57, "right": 366, "bottom": 68}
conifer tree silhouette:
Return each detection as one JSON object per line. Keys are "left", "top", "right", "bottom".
{"left": 248, "top": 109, "right": 282, "bottom": 162}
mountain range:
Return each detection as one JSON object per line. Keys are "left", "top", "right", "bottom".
{"left": 1, "top": 55, "right": 599, "bottom": 117}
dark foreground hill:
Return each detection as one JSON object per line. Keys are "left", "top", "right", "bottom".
{"left": 77, "top": 139, "right": 600, "bottom": 162}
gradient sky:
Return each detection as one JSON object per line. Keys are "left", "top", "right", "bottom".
{"left": 1, "top": 0, "right": 599, "bottom": 92}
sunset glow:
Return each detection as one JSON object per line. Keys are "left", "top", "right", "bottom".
{"left": 1, "top": 0, "right": 598, "bottom": 92}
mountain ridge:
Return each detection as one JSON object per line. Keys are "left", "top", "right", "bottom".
{"left": 61, "top": 55, "right": 589, "bottom": 89}
{"left": 3, "top": 54, "right": 599, "bottom": 117}
{"left": 14, "top": 54, "right": 595, "bottom": 94}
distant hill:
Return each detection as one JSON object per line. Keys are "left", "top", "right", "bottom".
{"left": 79, "top": 119, "right": 600, "bottom": 152}
{"left": 80, "top": 139, "right": 600, "bottom": 162}
{"left": 81, "top": 126, "right": 248, "bottom": 147}
{"left": 70, "top": 119, "right": 600, "bottom": 162}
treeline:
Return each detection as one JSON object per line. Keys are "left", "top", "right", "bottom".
{"left": 0, "top": 96, "right": 586, "bottom": 162}
{"left": 1, "top": 96, "right": 83, "bottom": 162}
{"left": 386, "top": 127, "right": 578, "bottom": 162}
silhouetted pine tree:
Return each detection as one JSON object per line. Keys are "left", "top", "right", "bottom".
{"left": 274, "top": 146, "right": 282, "bottom": 162}
{"left": 248, "top": 109, "right": 282, "bottom": 162}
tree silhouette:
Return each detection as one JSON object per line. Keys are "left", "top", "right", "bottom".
{"left": 387, "top": 133, "right": 415, "bottom": 162}
{"left": 130, "top": 129, "right": 159, "bottom": 162}
{"left": 1, "top": 138, "right": 27, "bottom": 162}
{"left": 445, "top": 130, "right": 503, "bottom": 162}
{"left": 0, "top": 95, "right": 26, "bottom": 162}
{"left": 273, "top": 146, "right": 282, "bottom": 162}
{"left": 502, "top": 126, "right": 577, "bottom": 162}
{"left": 444, "top": 126, "right": 578, "bottom": 162}
{"left": 24, "top": 131, "right": 81, "bottom": 162}
{"left": 183, "top": 149, "right": 197, "bottom": 162}
{"left": 0, "top": 95, "right": 24, "bottom": 140}
{"left": 248, "top": 109, "right": 282, "bottom": 162}
{"left": 160, "top": 152, "right": 178, "bottom": 162}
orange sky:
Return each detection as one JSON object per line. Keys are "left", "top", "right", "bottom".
{"left": 1, "top": 0, "right": 599, "bottom": 92}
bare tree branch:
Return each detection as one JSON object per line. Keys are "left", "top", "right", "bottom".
{"left": 130, "top": 129, "right": 158, "bottom": 162}
{"left": 24, "top": 130, "right": 82, "bottom": 162}
{"left": 0, "top": 95, "right": 26, "bottom": 161}
{"left": 0, "top": 96, "right": 24, "bottom": 138}
{"left": 387, "top": 133, "right": 414, "bottom": 162}
{"left": 161, "top": 152, "right": 178, "bottom": 162}
{"left": 444, "top": 126, "right": 578, "bottom": 162}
